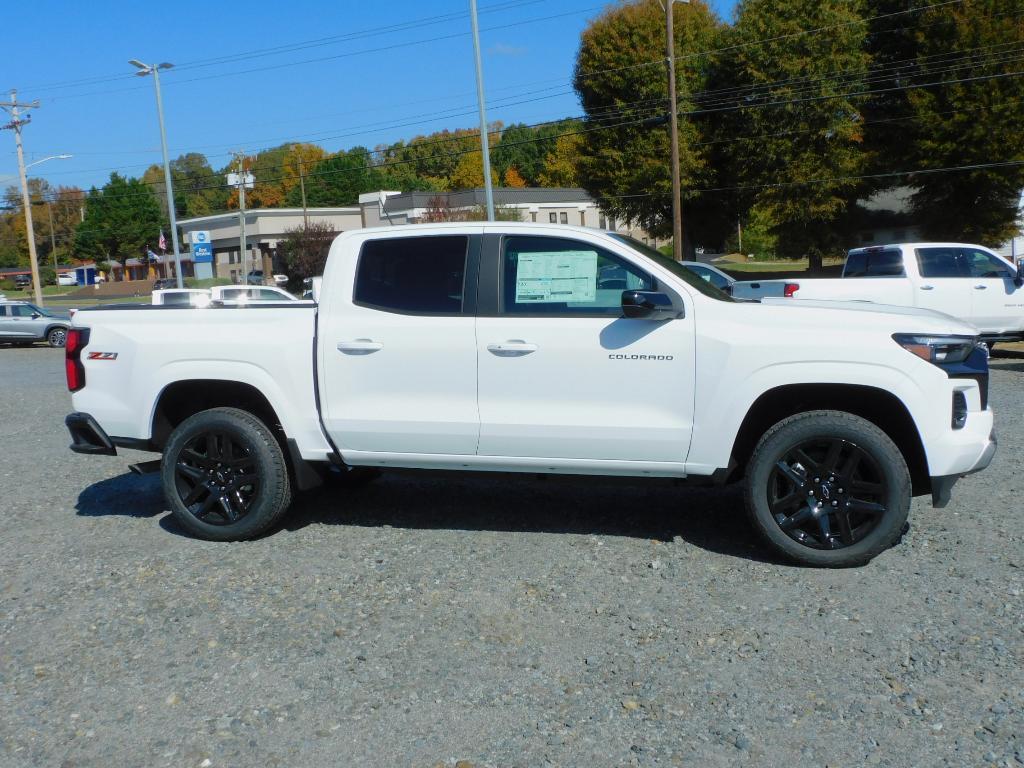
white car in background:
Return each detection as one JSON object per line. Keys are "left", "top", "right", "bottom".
{"left": 152, "top": 289, "right": 212, "bottom": 307}
{"left": 57, "top": 273, "right": 77, "bottom": 287}
{"left": 210, "top": 285, "right": 305, "bottom": 305}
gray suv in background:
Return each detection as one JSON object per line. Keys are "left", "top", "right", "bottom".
{"left": 0, "top": 301, "right": 71, "bottom": 347}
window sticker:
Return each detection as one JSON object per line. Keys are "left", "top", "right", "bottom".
{"left": 515, "top": 250, "right": 598, "bottom": 303}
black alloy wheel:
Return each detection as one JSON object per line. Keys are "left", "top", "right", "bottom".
{"left": 173, "top": 431, "right": 260, "bottom": 526}
{"left": 745, "top": 410, "right": 911, "bottom": 567}
{"left": 768, "top": 438, "right": 887, "bottom": 550}
{"left": 161, "top": 407, "right": 292, "bottom": 541}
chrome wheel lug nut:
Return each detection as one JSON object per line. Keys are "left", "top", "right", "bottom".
{"left": 831, "top": 500, "right": 838, "bottom": 507}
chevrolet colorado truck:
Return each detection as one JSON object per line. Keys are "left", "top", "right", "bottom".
{"left": 64, "top": 223, "right": 996, "bottom": 567}
{"left": 733, "top": 243, "right": 1024, "bottom": 343}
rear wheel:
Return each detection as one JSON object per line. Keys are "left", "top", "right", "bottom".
{"left": 161, "top": 407, "right": 292, "bottom": 541}
{"left": 745, "top": 410, "right": 911, "bottom": 567}
{"left": 47, "top": 327, "right": 67, "bottom": 347}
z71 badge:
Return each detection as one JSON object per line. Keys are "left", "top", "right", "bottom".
{"left": 87, "top": 352, "right": 118, "bottom": 361}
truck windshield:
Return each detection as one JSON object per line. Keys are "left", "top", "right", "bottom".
{"left": 609, "top": 234, "right": 734, "bottom": 302}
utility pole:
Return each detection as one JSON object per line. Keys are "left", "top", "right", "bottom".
{"left": 1, "top": 91, "right": 44, "bottom": 305}
{"left": 46, "top": 200, "right": 58, "bottom": 274}
{"left": 469, "top": 0, "right": 496, "bottom": 220}
{"left": 229, "top": 152, "right": 253, "bottom": 284}
{"left": 299, "top": 161, "right": 309, "bottom": 229}
{"left": 665, "top": 0, "right": 688, "bottom": 262}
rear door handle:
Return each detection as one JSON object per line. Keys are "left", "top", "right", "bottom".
{"left": 487, "top": 340, "right": 538, "bottom": 357}
{"left": 337, "top": 339, "right": 383, "bottom": 354}
{"left": 920, "top": 285, "right": 935, "bottom": 291}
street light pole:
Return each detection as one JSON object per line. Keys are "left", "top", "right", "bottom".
{"left": 469, "top": 0, "right": 496, "bottom": 221}
{"left": 131, "top": 60, "right": 184, "bottom": 289}
{"left": 665, "top": 0, "right": 686, "bottom": 262}
{"left": 1, "top": 91, "right": 44, "bottom": 305}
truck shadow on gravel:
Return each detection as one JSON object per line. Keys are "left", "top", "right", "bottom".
{"left": 75, "top": 472, "right": 166, "bottom": 518}
{"left": 74, "top": 470, "right": 781, "bottom": 564}
{"left": 283, "top": 472, "right": 781, "bottom": 564}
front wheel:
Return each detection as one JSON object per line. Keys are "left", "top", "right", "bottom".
{"left": 47, "top": 327, "right": 67, "bottom": 347}
{"left": 161, "top": 407, "right": 292, "bottom": 541}
{"left": 745, "top": 410, "right": 911, "bottom": 567}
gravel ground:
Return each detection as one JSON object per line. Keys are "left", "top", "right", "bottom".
{"left": 1, "top": 345, "right": 1021, "bottom": 768}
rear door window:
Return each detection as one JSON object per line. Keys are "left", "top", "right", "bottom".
{"left": 916, "top": 248, "right": 970, "bottom": 278}
{"left": 354, "top": 236, "right": 468, "bottom": 315}
{"left": 845, "top": 249, "right": 905, "bottom": 277}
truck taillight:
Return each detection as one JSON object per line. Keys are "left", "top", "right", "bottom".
{"left": 783, "top": 283, "right": 799, "bottom": 298}
{"left": 65, "top": 328, "right": 90, "bottom": 392}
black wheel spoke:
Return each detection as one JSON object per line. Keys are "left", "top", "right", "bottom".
{"left": 820, "top": 440, "right": 843, "bottom": 477}
{"left": 834, "top": 508, "right": 856, "bottom": 545}
{"left": 194, "top": 492, "right": 219, "bottom": 519}
{"left": 816, "top": 511, "right": 836, "bottom": 548}
{"left": 839, "top": 446, "right": 863, "bottom": 480}
{"left": 848, "top": 499, "right": 886, "bottom": 517}
{"left": 217, "top": 494, "right": 237, "bottom": 522}
{"left": 176, "top": 462, "right": 204, "bottom": 482}
{"left": 778, "top": 505, "right": 814, "bottom": 530}
{"left": 181, "top": 449, "right": 215, "bottom": 468}
{"left": 181, "top": 482, "right": 207, "bottom": 507}
{"left": 775, "top": 461, "right": 805, "bottom": 487}
{"left": 770, "top": 491, "right": 802, "bottom": 516}
{"left": 791, "top": 448, "right": 819, "bottom": 474}
{"left": 850, "top": 480, "right": 883, "bottom": 496}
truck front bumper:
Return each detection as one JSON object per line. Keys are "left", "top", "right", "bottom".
{"left": 66, "top": 412, "right": 117, "bottom": 456}
{"left": 930, "top": 428, "right": 997, "bottom": 508}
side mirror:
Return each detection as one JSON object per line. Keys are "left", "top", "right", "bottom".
{"left": 621, "top": 290, "right": 681, "bottom": 320}
{"left": 30, "top": 313, "right": 40, "bottom": 319}
{"left": 1016, "top": 259, "right": 1024, "bottom": 288}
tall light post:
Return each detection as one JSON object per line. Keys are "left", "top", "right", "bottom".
{"left": 665, "top": 0, "right": 689, "bottom": 262}
{"left": 130, "top": 60, "right": 184, "bottom": 288}
{"left": 26, "top": 154, "right": 73, "bottom": 285}
{"left": 469, "top": 0, "right": 495, "bottom": 221}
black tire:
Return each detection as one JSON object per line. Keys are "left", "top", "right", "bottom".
{"left": 161, "top": 407, "right": 292, "bottom": 541}
{"left": 47, "top": 327, "right": 67, "bottom": 348}
{"left": 745, "top": 410, "right": 911, "bottom": 567}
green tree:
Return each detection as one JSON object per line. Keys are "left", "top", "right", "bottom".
{"left": 715, "top": 0, "right": 871, "bottom": 269}
{"left": 287, "top": 148, "right": 383, "bottom": 206}
{"left": 492, "top": 121, "right": 579, "bottom": 185}
{"left": 537, "top": 132, "right": 584, "bottom": 187}
{"left": 865, "top": 0, "right": 1024, "bottom": 243}
{"left": 573, "top": 0, "right": 724, "bottom": 250}
{"left": 72, "top": 173, "right": 163, "bottom": 277}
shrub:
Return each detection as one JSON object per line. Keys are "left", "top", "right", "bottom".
{"left": 0, "top": 279, "right": 16, "bottom": 292}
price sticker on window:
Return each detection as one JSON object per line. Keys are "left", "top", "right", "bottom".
{"left": 515, "top": 251, "right": 598, "bottom": 303}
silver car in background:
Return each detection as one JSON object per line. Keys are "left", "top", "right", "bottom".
{"left": 0, "top": 300, "right": 71, "bottom": 347}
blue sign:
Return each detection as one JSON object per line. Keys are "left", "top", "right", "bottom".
{"left": 192, "top": 242, "right": 214, "bottom": 263}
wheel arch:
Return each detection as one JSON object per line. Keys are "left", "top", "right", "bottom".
{"left": 151, "top": 379, "right": 284, "bottom": 451}
{"left": 728, "top": 383, "right": 930, "bottom": 496}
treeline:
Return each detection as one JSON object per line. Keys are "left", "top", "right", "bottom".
{"left": 575, "top": 0, "right": 1024, "bottom": 265}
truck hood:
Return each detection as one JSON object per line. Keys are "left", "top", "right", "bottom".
{"left": 760, "top": 297, "right": 979, "bottom": 335}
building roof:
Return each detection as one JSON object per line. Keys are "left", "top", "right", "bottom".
{"left": 381, "top": 187, "right": 595, "bottom": 214}
{"left": 178, "top": 207, "right": 360, "bottom": 227}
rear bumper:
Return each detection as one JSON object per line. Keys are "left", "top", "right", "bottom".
{"left": 66, "top": 412, "right": 116, "bottom": 456}
{"left": 930, "top": 428, "right": 997, "bottom": 508}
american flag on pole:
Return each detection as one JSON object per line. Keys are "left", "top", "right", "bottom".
{"left": 158, "top": 230, "right": 167, "bottom": 252}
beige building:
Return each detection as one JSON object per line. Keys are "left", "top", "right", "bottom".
{"left": 177, "top": 189, "right": 665, "bottom": 283}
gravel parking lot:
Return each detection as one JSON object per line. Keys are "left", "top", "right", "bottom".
{"left": 1, "top": 345, "right": 1022, "bottom": 767}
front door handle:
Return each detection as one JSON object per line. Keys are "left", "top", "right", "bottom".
{"left": 487, "top": 340, "right": 538, "bottom": 357}
{"left": 337, "top": 339, "right": 383, "bottom": 355}
{"left": 920, "top": 285, "right": 935, "bottom": 291}
{"left": 974, "top": 284, "right": 988, "bottom": 290}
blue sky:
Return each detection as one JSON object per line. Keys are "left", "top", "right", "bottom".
{"left": 1, "top": 0, "right": 737, "bottom": 192}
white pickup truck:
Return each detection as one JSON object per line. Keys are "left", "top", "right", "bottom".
{"left": 736, "top": 243, "right": 1024, "bottom": 343}
{"left": 64, "top": 223, "right": 996, "bottom": 567}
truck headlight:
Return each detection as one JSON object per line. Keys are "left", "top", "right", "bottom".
{"left": 892, "top": 334, "right": 979, "bottom": 365}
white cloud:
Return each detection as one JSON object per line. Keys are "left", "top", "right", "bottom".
{"left": 488, "top": 42, "right": 527, "bottom": 57}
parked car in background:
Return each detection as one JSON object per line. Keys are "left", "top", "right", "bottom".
{"left": 210, "top": 285, "right": 303, "bottom": 305}
{"left": 246, "top": 270, "right": 265, "bottom": 285}
{"left": 56, "top": 273, "right": 77, "bottom": 287}
{"left": 681, "top": 261, "right": 735, "bottom": 294}
{"left": 152, "top": 278, "right": 179, "bottom": 291}
{"left": 152, "top": 289, "right": 212, "bottom": 307}
{"left": 14, "top": 274, "right": 31, "bottom": 289}
{"left": 272, "top": 274, "right": 289, "bottom": 287}
{"left": 301, "top": 276, "right": 322, "bottom": 302}
{"left": 732, "top": 243, "right": 1024, "bottom": 343}
{"left": 0, "top": 300, "right": 71, "bottom": 346}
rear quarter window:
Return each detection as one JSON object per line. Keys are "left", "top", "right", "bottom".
{"left": 845, "top": 249, "right": 905, "bottom": 277}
